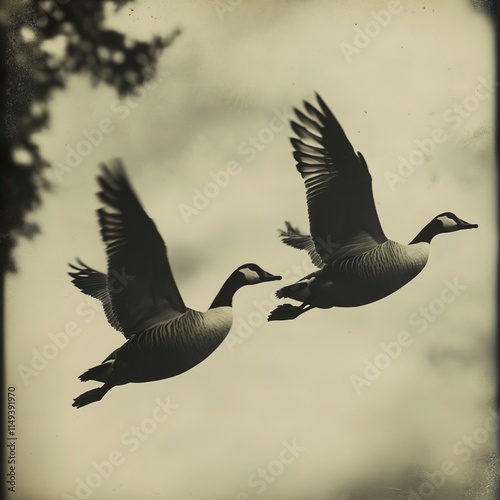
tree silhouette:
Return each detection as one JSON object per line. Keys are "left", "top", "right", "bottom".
{"left": 0, "top": 0, "right": 180, "bottom": 274}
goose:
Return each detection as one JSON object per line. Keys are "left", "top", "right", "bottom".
{"left": 268, "top": 94, "right": 478, "bottom": 321}
{"left": 69, "top": 160, "right": 280, "bottom": 408}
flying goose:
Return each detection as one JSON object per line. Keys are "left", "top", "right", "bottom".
{"left": 268, "top": 94, "right": 477, "bottom": 321}
{"left": 70, "top": 160, "right": 280, "bottom": 407}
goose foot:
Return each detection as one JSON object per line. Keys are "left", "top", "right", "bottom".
{"left": 73, "top": 383, "right": 113, "bottom": 408}
{"left": 268, "top": 304, "right": 309, "bottom": 321}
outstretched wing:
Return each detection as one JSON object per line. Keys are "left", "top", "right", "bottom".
{"left": 278, "top": 221, "right": 324, "bottom": 268}
{"left": 97, "top": 159, "right": 186, "bottom": 334}
{"left": 290, "top": 93, "right": 387, "bottom": 263}
{"left": 68, "top": 259, "right": 124, "bottom": 334}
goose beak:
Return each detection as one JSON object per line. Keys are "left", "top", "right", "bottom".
{"left": 261, "top": 271, "right": 282, "bottom": 282}
{"left": 458, "top": 218, "right": 478, "bottom": 230}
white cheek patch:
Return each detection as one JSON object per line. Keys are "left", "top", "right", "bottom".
{"left": 437, "top": 216, "right": 457, "bottom": 229}
{"left": 240, "top": 268, "right": 261, "bottom": 282}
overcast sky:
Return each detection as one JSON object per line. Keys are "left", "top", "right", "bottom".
{"left": 5, "top": 1, "right": 497, "bottom": 499}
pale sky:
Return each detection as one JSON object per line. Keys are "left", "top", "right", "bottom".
{"left": 5, "top": 1, "right": 497, "bottom": 499}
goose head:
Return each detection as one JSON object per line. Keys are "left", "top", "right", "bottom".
{"left": 235, "top": 264, "right": 282, "bottom": 285}
{"left": 434, "top": 212, "right": 479, "bottom": 233}
{"left": 410, "top": 212, "right": 478, "bottom": 244}
{"left": 210, "top": 264, "right": 281, "bottom": 309}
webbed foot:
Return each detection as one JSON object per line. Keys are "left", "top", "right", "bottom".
{"left": 268, "top": 304, "right": 307, "bottom": 321}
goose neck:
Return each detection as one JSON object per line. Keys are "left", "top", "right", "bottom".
{"left": 209, "top": 273, "right": 244, "bottom": 309}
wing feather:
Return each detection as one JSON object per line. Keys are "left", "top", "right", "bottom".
{"left": 68, "top": 260, "right": 125, "bottom": 334}
{"left": 290, "top": 94, "right": 387, "bottom": 262}
{"left": 278, "top": 222, "right": 324, "bottom": 268}
{"left": 97, "top": 159, "right": 186, "bottom": 334}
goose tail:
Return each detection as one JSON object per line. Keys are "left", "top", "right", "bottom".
{"left": 275, "top": 281, "right": 310, "bottom": 301}
{"left": 79, "top": 361, "right": 113, "bottom": 383}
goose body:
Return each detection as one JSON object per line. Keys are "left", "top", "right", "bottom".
{"left": 84, "top": 308, "right": 232, "bottom": 385}
{"left": 280, "top": 240, "right": 430, "bottom": 309}
{"left": 269, "top": 94, "right": 478, "bottom": 321}
{"left": 70, "top": 161, "right": 280, "bottom": 407}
